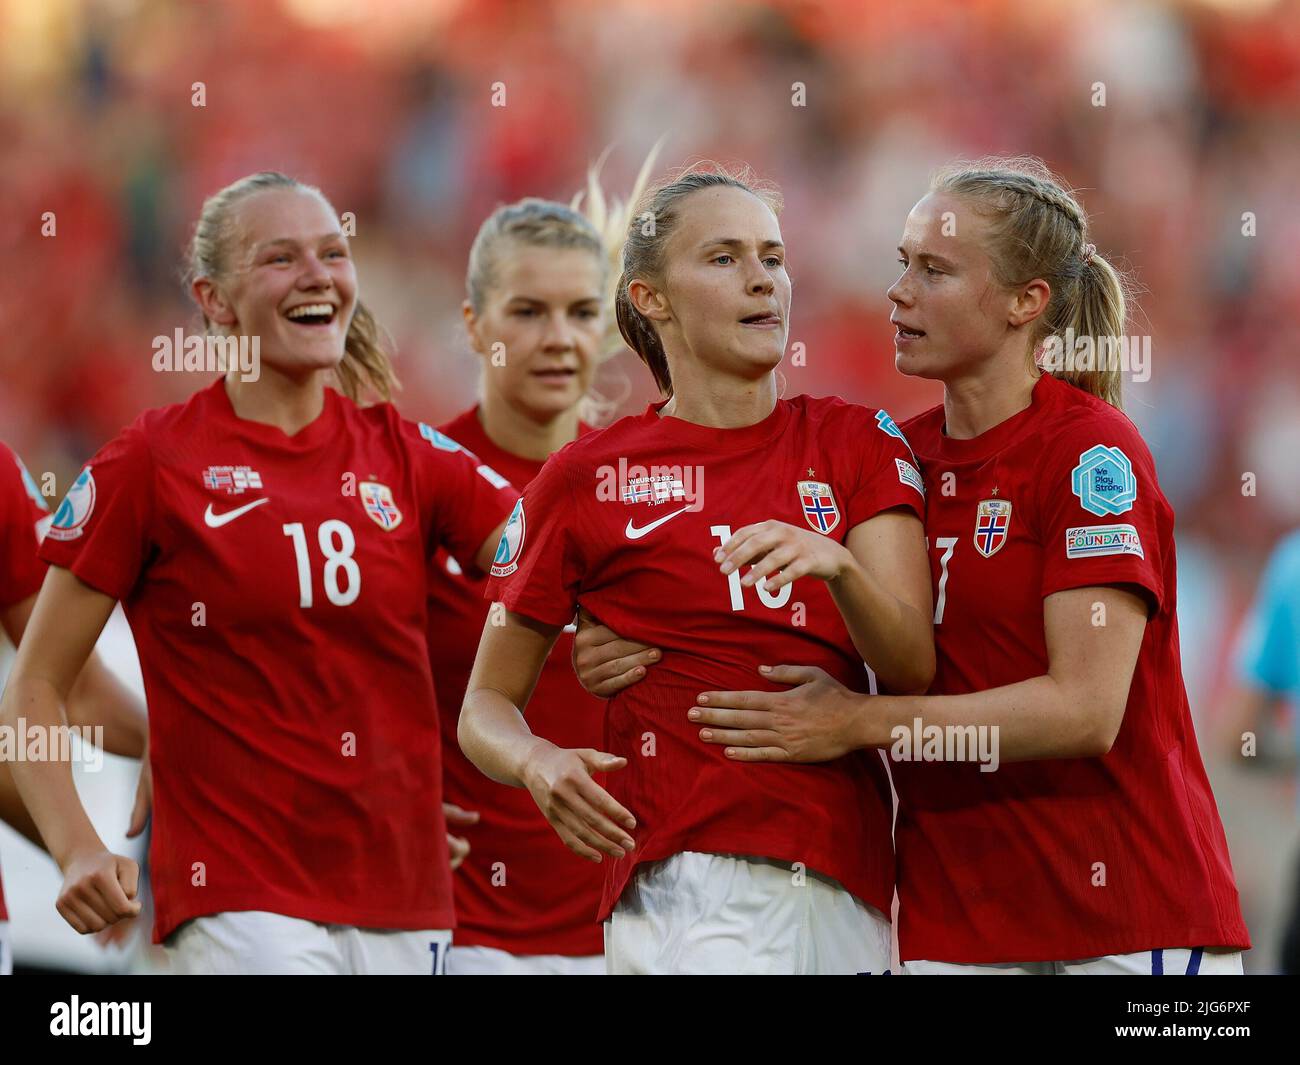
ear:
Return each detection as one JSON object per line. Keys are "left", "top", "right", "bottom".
{"left": 192, "top": 277, "right": 238, "bottom": 329}
{"left": 462, "top": 300, "right": 486, "bottom": 356}
{"left": 1009, "top": 278, "right": 1051, "bottom": 329}
{"left": 628, "top": 277, "right": 671, "bottom": 324}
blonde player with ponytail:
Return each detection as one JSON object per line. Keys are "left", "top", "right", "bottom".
{"left": 430, "top": 154, "right": 657, "bottom": 975}
{"left": 588, "top": 157, "right": 1250, "bottom": 973}
{"left": 0, "top": 172, "right": 519, "bottom": 974}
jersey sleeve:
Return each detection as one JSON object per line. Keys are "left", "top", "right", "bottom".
{"left": 407, "top": 419, "right": 519, "bottom": 576}
{"left": 842, "top": 407, "right": 926, "bottom": 528}
{"left": 1236, "top": 533, "right": 1300, "bottom": 697}
{"left": 38, "top": 427, "right": 155, "bottom": 602}
{"left": 1034, "top": 415, "right": 1166, "bottom": 613}
{"left": 483, "top": 451, "right": 584, "bottom": 629}
{"left": 0, "top": 444, "right": 50, "bottom": 607}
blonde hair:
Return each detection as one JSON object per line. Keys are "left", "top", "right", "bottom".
{"left": 615, "top": 161, "right": 783, "bottom": 398}
{"left": 184, "top": 171, "right": 398, "bottom": 404}
{"left": 932, "top": 156, "right": 1131, "bottom": 409}
{"left": 465, "top": 141, "right": 664, "bottom": 424}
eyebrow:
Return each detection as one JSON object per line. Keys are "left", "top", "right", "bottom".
{"left": 898, "top": 245, "right": 957, "bottom": 269}
{"left": 505, "top": 295, "right": 601, "bottom": 305}
{"left": 699, "top": 237, "right": 785, "bottom": 252}
{"left": 254, "top": 234, "right": 345, "bottom": 253}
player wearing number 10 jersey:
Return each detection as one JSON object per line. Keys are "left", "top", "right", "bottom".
{"left": 2, "top": 173, "right": 517, "bottom": 974}
{"left": 461, "top": 167, "right": 934, "bottom": 974}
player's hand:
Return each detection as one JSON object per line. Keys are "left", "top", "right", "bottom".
{"left": 56, "top": 849, "right": 142, "bottom": 934}
{"left": 713, "top": 520, "right": 852, "bottom": 592}
{"left": 691, "top": 665, "right": 864, "bottom": 763}
{"left": 126, "top": 745, "right": 152, "bottom": 839}
{"left": 572, "top": 607, "right": 659, "bottom": 697}
{"left": 443, "top": 801, "right": 479, "bottom": 870}
{"left": 521, "top": 741, "right": 636, "bottom": 863}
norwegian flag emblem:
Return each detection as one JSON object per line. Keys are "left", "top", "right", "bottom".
{"left": 797, "top": 480, "right": 840, "bottom": 535}
{"left": 974, "top": 498, "right": 1012, "bottom": 558}
{"left": 360, "top": 481, "right": 403, "bottom": 531}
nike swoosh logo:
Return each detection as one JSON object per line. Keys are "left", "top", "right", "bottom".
{"left": 204, "top": 498, "right": 270, "bottom": 528}
{"left": 625, "top": 506, "right": 691, "bottom": 540}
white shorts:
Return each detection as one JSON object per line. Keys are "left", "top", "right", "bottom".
{"left": 447, "top": 944, "right": 605, "bottom": 975}
{"left": 905, "top": 948, "right": 1244, "bottom": 975}
{"left": 605, "top": 851, "right": 892, "bottom": 975}
{"left": 165, "top": 910, "right": 452, "bottom": 975}
{"left": 0, "top": 920, "right": 10, "bottom": 975}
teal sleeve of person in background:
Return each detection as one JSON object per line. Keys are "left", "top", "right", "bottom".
{"left": 1238, "top": 530, "right": 1300, "bottom": 700}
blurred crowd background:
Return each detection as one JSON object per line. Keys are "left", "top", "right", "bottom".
{"left": 1, "top": 0, "right": 1297, "bottom": 972}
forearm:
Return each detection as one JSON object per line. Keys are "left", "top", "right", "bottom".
{"left": 65, "top": 655, "right": 148, "bottom": 758}
{"left": 459, "top": 687, "right": 551, "bottom": 789}
{"left": 827, "top": 558, "right": 934, "bottom": 694}
{"left": 0, "top": 758, "right": 45, "bottom": 847}
{"left": 854, "top": 675, "right": 1110, "bottom": 762}
{"left": 1, "top": 675, "right": 106, "bottom": 867}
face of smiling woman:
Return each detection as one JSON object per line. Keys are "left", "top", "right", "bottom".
{"left": 198, "top": 187, "right": 358, "bottom": 381}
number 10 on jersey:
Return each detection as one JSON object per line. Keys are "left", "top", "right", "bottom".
{"left": 710, "top": 525, "right": 792, "bottom": 612}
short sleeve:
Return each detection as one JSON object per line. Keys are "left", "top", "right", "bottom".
{"left": 483, "top": 451, "right": 584, "bottom": 628}
{"left": 407, "top": 420, "right": 519, "bottom": 575}
{"left": 842, "top": 408, "right": 926, "bottom": 529}
{"left": 1035, "top": 417, "right": 1165, "bottom": 613}
{"left": 0, "top": 444, "right": 50, "bottom": 607}
{"left": 38, "top": 428, "right": 155, "bottom": 602}
{"left": 1236, "top": 534, "right": 1300, "bottom": 696}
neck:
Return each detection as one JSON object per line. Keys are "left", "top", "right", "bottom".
{"left": 224, "top": 365, "right": 327, "bottom": 436}
{"left": 478, "top": 385, "right": 580, "bottom": 462}
{"left": 658, "top": 360, "right": 778, "bottom": 429}
{"left": 943, "top": 349, "right": 1040, "bottom": 440}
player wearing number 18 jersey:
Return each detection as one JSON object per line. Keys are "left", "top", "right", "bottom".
{"left": 2, "top": 173, "right": 517, "bottom": 974}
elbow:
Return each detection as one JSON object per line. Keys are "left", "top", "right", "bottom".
{"left": 1077, "top": 706, "right": 1124, "bottom": 758}
{"left": 888, "top": 649, "right": 935, "bottom": 697}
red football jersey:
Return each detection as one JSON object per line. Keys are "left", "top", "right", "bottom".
{"left": 486, "top": 395, "right": 925, "bottom": 920}
{"left": 1, "top": 441, "right": 52, "bottom": 923}
{"left": 895, "top": 373, "right": 1249, "bottom": 963}
{"left": 38, "top": 380, "right": 517, "bottom": 942}
{"left": 426, "top": 407, "right": 605, "bottom": 956}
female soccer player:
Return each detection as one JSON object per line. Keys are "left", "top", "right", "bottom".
{"left": 0, "top": 440, "right": 149, "bottom": 974}
{"left": 657, "top": 158, "right": 1250, "bottom": 973}
{"left": 430, "top": 190, "right": 636, "bottom": 976}
{"left": 0, "top": 172, "right": 518, "bottom": 975}
{"left": 459, "top": 166, "right": 934, "bottom": 975}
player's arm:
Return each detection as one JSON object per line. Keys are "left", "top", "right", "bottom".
{"left": 472, "top": 517, "right": 510, "bottom": 576}
{"left": 460, "top": 609, "right": 636, "bottom": 862}
{"left": 2, "top": 592, "right": 147, "bottom": 759}
{"left": 713, "top": 508, "right": 934, "bottom": 694}
{"left": 0, "top": 567, "right": 142, "bottom": 931}
{"left": 692, "top": 584, "right": 1146, "bottom": 763}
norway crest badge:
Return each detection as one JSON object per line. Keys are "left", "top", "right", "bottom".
{"left": 360, "top": 481, "right": 402, "bottom": 531}
{"left": 798, "top": 480, "right": 840, "bottom": 535}
{"left": 974, "top": 498, "right": 1012, "bottom": 558}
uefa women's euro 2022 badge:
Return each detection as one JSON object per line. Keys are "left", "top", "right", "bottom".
{"left": 46, "top": 466, "right": 96, "bottom": 541}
